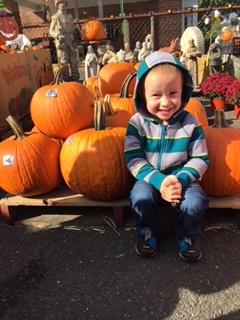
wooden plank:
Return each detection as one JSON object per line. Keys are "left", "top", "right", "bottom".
{"left": 209, "top": 194, "right": 240, "bottom": 209}
{"left": 0, "top": 186, "right": 130, "bottom": 207}
{"left": 1, "top": 186, "right": 240, "bottom": 209}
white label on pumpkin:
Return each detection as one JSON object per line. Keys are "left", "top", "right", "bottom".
{"left": 46, "top": 89, "right": 57, "bottom": 97}
{"left": 66, "top": 136, "right": 74, "bottom": 145}
{"left": 3, "top": 155, "right": 14, "bottom": 166}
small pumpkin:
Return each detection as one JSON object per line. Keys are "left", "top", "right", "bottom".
{"left": 200, "top": 110, "right": 240, "bottom": 196}
{"left": 30, "top": 65, "right": 94, "bottom": 139}
{"left": 221, "top": 29, "right": 233, "bottom": 42}
{"left": 0, "top": 116, "right": 61, "bottom": 196}
{"left": 80, "top": 19, "right": 105, "bottom": 41}
{"left": 60, "top": 103, "right": 133, "bottom": 201}
{"left": 184, "top": 98, "right": 208, "bottom": 127}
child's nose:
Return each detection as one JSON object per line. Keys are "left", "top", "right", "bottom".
{"left": 160, "top": 95, "right": 170, "bottom": 106}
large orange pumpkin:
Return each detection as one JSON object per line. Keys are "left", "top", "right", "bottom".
{"left": 200, "top": 110, "right": 240, "bottom": 196}
{"left": 30, "top": 65, "right": 94, "bottom": 139}
{"left": 60, "top": 103, "right": 133, "bottom": 201}
{"left": 184, "top": 98, "right": 208, "bottom": 127}
{"left": 80, "top": 20, "right": 105, "bottom": 41}
{"left": 0, "top": 116, "right": 61, "bottom": 196}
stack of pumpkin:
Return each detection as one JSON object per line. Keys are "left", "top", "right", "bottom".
{"left": 0, "top": 58, "right": 240, "bottom": 201}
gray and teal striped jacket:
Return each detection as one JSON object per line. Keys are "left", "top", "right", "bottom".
{"left": 124, "top": 51, "right": 209, "bottom": 191}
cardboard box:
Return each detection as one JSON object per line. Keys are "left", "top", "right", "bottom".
{"left": 25, "top": 49, "right": 54, "bottom": 92}
{"left": 0, "top": 50, "right": 54, "bottom": 131}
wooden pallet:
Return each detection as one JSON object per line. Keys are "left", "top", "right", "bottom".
{"left": 1, "top": 186, "right": 240, "bottom": 226}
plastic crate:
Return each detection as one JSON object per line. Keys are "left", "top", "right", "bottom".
{"left": 220, "top": 37, "right": 240, "bottom": 55}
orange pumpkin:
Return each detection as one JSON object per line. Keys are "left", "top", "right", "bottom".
{"left": 81, "top": 20, "right": 105, "bottom": 41}
{"left": 200, "top": 110, "right": 240, "bottom": 196}
{"left": 106, "top": 72, "right": 136, "bottom": 115}
{"left": 184, "top": 98, "right": 208, "bottom": 127}
{"left": 98, "top": 56, "right": 136, "bottom": 98}
{"left": 102, "top": 97, "right": 132, "bottom": 128}
{"left": 221, "top": 29, "right": 233, "bottom": 42}
{"left": 30, "top": 65, "right": 94, "bottom": 139}
{"left": 0, "top": 116, "right": 61, "bottom": 196}
{"left": 0, "top": 44, "right": 11, "bottom": 53}
{"left": 60, "top": 103, "right": 133, "bottom": 200}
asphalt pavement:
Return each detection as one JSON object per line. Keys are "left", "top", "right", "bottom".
{"left": 0, "top": 218, "right": 240, "bottom": 320}
{"left": 0, "top": 99, "right": 240, "bottom": 319}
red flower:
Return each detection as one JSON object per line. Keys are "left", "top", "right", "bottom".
{"left": 200, "top": 72, "right": 236, "bottom": 100}
{"left": 225, "top": 79, "right": 240, "bottom": 105}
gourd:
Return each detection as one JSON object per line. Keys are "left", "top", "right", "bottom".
{"left": 200, "top": 110, "right": 240, "bottom": 196}
{"left": 30, "top": 65, "right": 94, "bottom": 139}
{"left": 98, "top": 51, "right": 136, "bottom": 98}
{"left": 60, "top": 103, "right": 133, "bottom": 201}
{"left": 184, "top": 98, "right": 208, "bottom": 127}
{"left": 0, "top": 116, "right": 61, "bottom": 196}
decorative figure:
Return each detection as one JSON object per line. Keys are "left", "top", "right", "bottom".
{"left": 133, "top": 41, "right": 141, "bottom": 62}
{"left": 207, "top": 42, "right": 222, "bottom": 75}
{"left": 85, "top": 45, "right": 98, "bottom": 80}
{"left": 159, "top": 38, "right": 182, "bottom": 58}
{"left": 97, "top": 44, "right": 107, "bottom": 67}
{"left": 106, "top": 41, "right": 115, "bottom": 53}
{"left": 186, "top": 38, "right": 202, "bottom": 86}
{"left": 116, "top": 48, "right": 126, "bottom": 62}
{"left": 49, "top": 0, "right": 79, "bottom": 82}
{"left": 145, "top": 33, "right": 153, "bottom": 50}
{"left": 124, "top": 43, "right": 134, "bottom": 62}
{"left": 138, "top": 41, "right": 151, "bottom": 61}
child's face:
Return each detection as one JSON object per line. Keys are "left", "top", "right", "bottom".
{"left": 144, "top": 66, "right": 183, "bottom": 125}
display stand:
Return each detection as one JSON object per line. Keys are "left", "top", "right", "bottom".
{"left": 1, "top": 186, "right": 240, "bottom": 226}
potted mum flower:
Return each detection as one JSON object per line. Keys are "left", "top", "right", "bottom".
{"left": 200, "top": 72, "right": 236, "bottom": 111}
{"left": 225, "top": 79, "right": 240, "bottom": 119}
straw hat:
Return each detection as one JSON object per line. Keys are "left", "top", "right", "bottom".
{"left": 55, "top": 0, "right": 67, "bottom": 7}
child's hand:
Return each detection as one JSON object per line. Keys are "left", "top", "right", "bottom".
{"left": 160, "top": 175, "right": 182, "bottom": 204}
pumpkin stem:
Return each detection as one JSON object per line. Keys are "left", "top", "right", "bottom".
{"left": 118, "top": 71, "right": 137, "bottom": 98}
{"left": 6, "top": 116, "right": 27, "bottom": 140}
{"left": 94, "top": 102, "right": 106, "bottom": 131}
{"left": 103, "top": 94, "right": 115, "bottom": 116}
{"left": 92, "top": 84, "right": 101, "bottom": 101}
{"left": 105, "top": 50, "right": 118, "bottom": 63}
{"left": 50, "top": 65, "right": 69, "bottom": 85}
{"left": 212, "top": 110, "right": 229, "bottom": 128}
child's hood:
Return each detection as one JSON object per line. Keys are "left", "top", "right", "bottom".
{"left": 134, "top": 51, "right": 194, "bottom": 114}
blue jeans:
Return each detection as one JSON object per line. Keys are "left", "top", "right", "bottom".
{"left": 129, "top": 180, "right": 209, "bottom": 237}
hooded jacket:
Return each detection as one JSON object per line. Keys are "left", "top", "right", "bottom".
{"left": 124, "top": 51, "right": 209, "bottom": 191}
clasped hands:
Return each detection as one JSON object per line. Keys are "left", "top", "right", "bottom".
{"left": 160, "top": 175, "right": 182, "bottom": 204}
